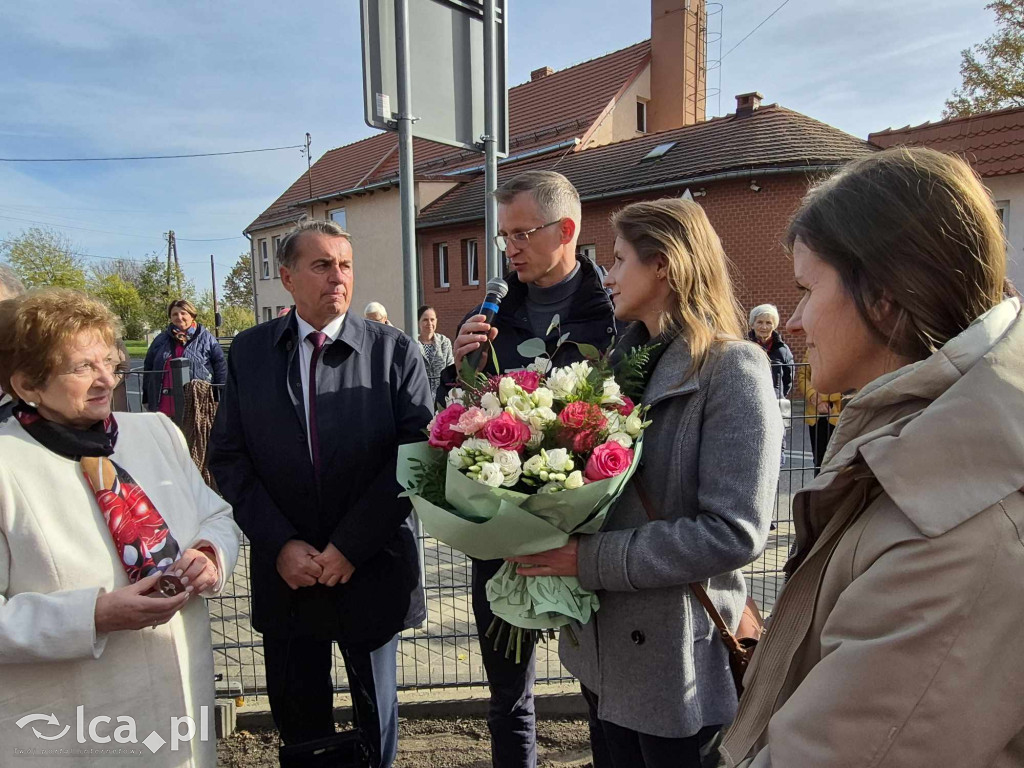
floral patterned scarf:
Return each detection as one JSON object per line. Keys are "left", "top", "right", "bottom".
{"left": 13, "top": 403, "right": 181, "bottom": 582}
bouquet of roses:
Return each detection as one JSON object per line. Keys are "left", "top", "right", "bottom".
{"left": 397, "top": 327, "right": 653, "bottom": 659}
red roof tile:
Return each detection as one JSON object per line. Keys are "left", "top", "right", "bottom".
{"left": 869, "top": 105, "right": 1024, "bottom": 177}
{"left": 246, "top": 41, "right": 651, "bottom": 233}
{"left": 417, "top": 104, "right": 874, "bottom": 227}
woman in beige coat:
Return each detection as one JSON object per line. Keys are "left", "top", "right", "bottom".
{"left": 721, "top": 147, "right": 1024, "bottom": 767}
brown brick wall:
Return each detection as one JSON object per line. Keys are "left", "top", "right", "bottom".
{"left": 418, "top": 174, "right": 814, "bottom": 358}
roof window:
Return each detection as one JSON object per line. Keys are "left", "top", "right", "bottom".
{"left": 642, "top": 142, "right": 677, "bottom": 162}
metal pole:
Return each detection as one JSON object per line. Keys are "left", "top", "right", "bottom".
{"left": 483, "top": 0, "right": 500, "bottom": 280}
{"left": 395, "top": 0, "right": 419, "bottom": 334}
{"left": 169, "top": 357, "right": 191, "bottom": 429}
{"left": 210, "top": 254, "right": 221, "bottom": 335}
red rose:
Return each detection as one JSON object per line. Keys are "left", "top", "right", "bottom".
{"left": 571, "top": 429, "right": 602, "bottom": 454}
{"left": 506, "top": 370, "right": 541, "bottom": 393}
{"left": 558, "top": 401, "right": 606, "bottom": 431}
{"left": 584, "top": 441, "right": 635, "bottom": 482}
{"left": 480, "top": 412, "right": 532, "bottom": 451}
{"left": 428, "top": 403, "right": 467, "bottom": 450}
{"left": 616, "top": 396, "right": 636, "bottom": 417}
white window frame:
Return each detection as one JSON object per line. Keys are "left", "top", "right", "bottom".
{"left": 578, "top": 244, "right": 596, "bottom": 261}
{"left": 636, "top": 99, "right": 648, "bottom": 133}
{"left": 260, "top": 239, "right": 270, "bottom": 279}
{"left": 262, "top": 306, "right": 272, "bottom": 322}
{"left": 330, "top": 208, "right": 347, "bottom": 230}
{"left": 272, "top": 236, "right": 281, "bottom": 276}
{"left": 438, "top": 243, "right": 450, "bottom": 288}
{"left": 466, "top": 240, "right": 480, "bottom": 286}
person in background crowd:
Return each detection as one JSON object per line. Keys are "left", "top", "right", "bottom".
{"left": 416, "top": 305, "right": 454, "bottom": 397}
{"left": 722, "top": 146, "right": 1024, "bottom": 767}
{"left": 747, "top": 304, "right": 794, "bottom": 400}
{"left": 512, "top": 198, "right": 781, "bottom": 768}
{"left": 143, "top": 299, "right": 226, "bottom": 418}
{"left": 0, "top": 264, "right": 26, "bottom": 422}
{"left": 209, "top": 220, "right": 432, "bottom": 768}
{"left": 444, "top": 170, "right": 616, "bottom": 768}
{"left": 791, "top": 354, "right": 843, "bottom": 475}
{"left": 277, "top": 306, "right": 292, "bottom": 317}
{"left": 0, "top": 289, "right": 240, "bottom": 768}
{"left": 364, "top": 301, "right": 391, "bottom": 325}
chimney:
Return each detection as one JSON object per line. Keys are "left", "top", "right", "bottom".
{"left": 648, "top": 0, "right": 707, "bottom": 132}
{"left": 531, "top": 66, "right": 554, "bottom": 82}
{"left": 735, "top": 92, "right": 763, "bottom": 115}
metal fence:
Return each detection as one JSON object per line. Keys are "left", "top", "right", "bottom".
{"left": 120, "top": 360, "right": 822, "bottom": 702}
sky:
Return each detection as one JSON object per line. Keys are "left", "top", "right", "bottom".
{"left": 0, "top": 0, "right": 996, "bottom": 294}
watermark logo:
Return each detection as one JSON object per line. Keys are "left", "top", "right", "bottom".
{"left": 14, "top": 706, "right": 211, "bottom": 754}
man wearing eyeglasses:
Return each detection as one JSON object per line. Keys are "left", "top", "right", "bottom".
{"left": 448, "top": 169, "right": 615, "bottom": 768}
{"left": 0, "top": 265, "right": 26, "bottom": 422}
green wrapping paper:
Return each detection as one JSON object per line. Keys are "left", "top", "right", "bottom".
{"left": 397, "top": 438, "right": 644, "bottom": 631}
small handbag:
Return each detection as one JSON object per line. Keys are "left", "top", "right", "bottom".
{"left": 634, "top": 478, "right": 765, "bottom": 695}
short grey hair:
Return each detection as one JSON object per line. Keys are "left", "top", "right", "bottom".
{"left": 364, "top": 301, "right": 387, "bottom": 319}
{"left": 748, "top": 303, "right": 780, "bottom": 328}
{"left": 494, "top": 170, "right": 581, "bottom": 226}
{"left": 0, "top": 264, "right": 25, "bottom": 300}
{"left": 278, "top": 218, "right": 350, "bottom": 269}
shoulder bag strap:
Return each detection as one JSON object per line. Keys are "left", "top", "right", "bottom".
{"left": 633, "top": 476, "right": 744, "bottom": 654}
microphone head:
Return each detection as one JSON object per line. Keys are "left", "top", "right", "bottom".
{"left": 485, "top": 277, "right": 508, "bottom": 300}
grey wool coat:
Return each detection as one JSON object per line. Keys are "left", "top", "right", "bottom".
{"left": 561, "top": 323, "right": 783, "bottom": 738}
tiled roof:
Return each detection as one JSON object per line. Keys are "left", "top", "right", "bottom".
{"left": 417, "top": 104, "right": 874, "bottom": 226}
{"left": 246, "top": 41, "right": 651, "bottom": 233}
{"left": 869, "top": 105, "right": 1024, "bottom": 177}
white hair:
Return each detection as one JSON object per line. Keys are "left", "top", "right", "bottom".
{"left": 364, "top": 302, "right": 387, "bottom": 319}
{"left": 748, "top": 303, "right": 780, "bottom": 329}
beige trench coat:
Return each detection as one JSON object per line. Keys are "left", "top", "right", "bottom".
{"left": 722, "top": 298, "right": 1024, "bottom": 767}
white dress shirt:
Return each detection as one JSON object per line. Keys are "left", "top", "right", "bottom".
{"left": 294, "top": 311, "right": 345, "bottom": 457}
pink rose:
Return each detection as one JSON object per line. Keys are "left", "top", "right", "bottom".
{"left": 584, "top": 441, "right": 635, "bottom": 482}
{"left": 571, "top": 429, "right": 602, "bottom": 454}
{"left": 451, "top": 406, "right": 490, "bottom": 435}
{"left": 558, "top": 401, "right": 607, "bottom": 432}
{"left": 616, "top": 396, "right": 636, "bottom": 417}
{"left": 480, "top": 412, "right": 532, "bottom": 452}
{"left": 507, "top": 369, "right": 541, "bottom": 393}
{"left": 428, "top": 403, "right": 467, "bottom": 450}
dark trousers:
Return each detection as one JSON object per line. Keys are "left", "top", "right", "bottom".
{"left": 582, "top": 686, "right": 722, "bottom": 768}
{"left": 263, "top": 632, "right": 400, "bottom": 768}
{"left": 472, "top": 556, "right": 537, "bottom": 768}
{"left": 808, "top": 417, "right": 836, "bottom": 476}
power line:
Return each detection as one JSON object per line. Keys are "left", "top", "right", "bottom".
{"left": 0, "top": 144, "right": 304, "bottom": 163}
{"left": 721, "top": 0, "right": 793, "bottom": 60}
{"left": 0, "top": 213, "right": 244, "bottom": 243}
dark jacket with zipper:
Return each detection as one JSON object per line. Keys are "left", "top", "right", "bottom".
{"left": 438, "top": 257, "right": 617, "bottom": 397}
{"left": 746, "top": 329, "right": 795, "bottom": 399}
{"left": 143, "top": 324, "right": 227, "bottom": 410}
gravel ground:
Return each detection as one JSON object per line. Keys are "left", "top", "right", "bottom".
{"left": 217, "top": 718, "right": 592, "bottom": 767}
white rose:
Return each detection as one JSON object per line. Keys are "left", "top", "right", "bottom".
{"left": 523, "top": 454, "right": 546, "bottom": 475}
{"left": 528, "top": 406, "right": 558, "bottom": 431}
{"left": 493, "top": 449, "right": 522, "bottom": 476}
{"left": 445, "top": 387, "right": 465, "bottom": 407}
{"left": 601, "top": 378, "right": 624, "bottom": 405}
{"left": 607, "top": 432, "right": 633, "bottom": 448}
{"left": 624, "top": 412, "right": 644, "bottom": 437}
{"left": 564, "top": 470, "right": 585, "bottom": 490}
{"left": 476, "top": 462, "right": 505, "bottom": 488}
{"left": 463, "top": 437, "right": 496, "bottom": 456}
{"left": 604, "top": 410, "right": 623, "bottom": 434}
{"left": 532, "top": 387, "right": 554, "bottom": 409}
{"left": 547, "top": 367, "right": 578, "bottom": 399}
{"left": 527, "top": 356, "right": 552, "bottom": 375}
{"left": 505, "top": 394, "right": 534, "bottom": 422}
{"left": 569, "top": 361, "right": 593, "bottom": 384}
{"left": 526, "top": 427, "right": 544, "bottom": 451}
{"left": 480, "top": 392, "right": 502, "bottom": 417}
{"left": 543, "top": 448, "right": 571, "bottom": 472}
{"left": 498, "top": 376, "right": 519, "bottom": 405}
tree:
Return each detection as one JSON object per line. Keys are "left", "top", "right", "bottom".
{"left": 135, "top": 254, "right": 195, "bottom": 334}
{"left": 223, "top": 252, "right": 254, "bottom": 309}
{"left": 0, "top": 227, "right": 87, "bottom": 290}
{"left": 91, "top": 272, "right": 146, "bottom": 339}
{"left": 945, "top": 1, "right": 1024, "bottom": 117}
{"left": 220, "top": 304, "right": 256, "bottom": 335}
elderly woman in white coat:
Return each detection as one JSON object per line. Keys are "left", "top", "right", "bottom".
{"left": 0, "top": 289, "right": 240, "bottom": 768}
{"left": 511, "top": 199, "right": 782, "bottom": 768}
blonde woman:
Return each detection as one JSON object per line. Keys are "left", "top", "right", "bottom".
{"left": 511, "top": 199, "right": 782, "bottom": 768}
{"left": 722, "top": 148, "right": 1024, "bottom": 766}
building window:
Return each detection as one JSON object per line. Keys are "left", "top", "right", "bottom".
{"left": 260, "top": 239, "right": 270, "bottom": 279}
{"left": 578, "top": 244, "right": 596, "bottom": 262}
{"left": 636, "top": 100, "right": 647, "bottom": 133}
{"left": 330, "top": 208, "right": 347, "bottom": 230}
{"left": 262, "top": 306, "right": 272, "bottom": 322}
{"left": 997, "top": 200, "right": 1009, "bottom": 229}
{"left": 272, "top": 236, "right": 281, "bottom": 275}
{"left": 436, "top": 243, "right": 450, "bottom": 288}
{"left": 465, "top": 239, "right": 480, "bottom": 286}
{"left": 276, "top": 305, "right": 286, "bottom": 316}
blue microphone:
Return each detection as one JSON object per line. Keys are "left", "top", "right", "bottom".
{"left": 465, "top": 277, "right": 509, "bottom": 371}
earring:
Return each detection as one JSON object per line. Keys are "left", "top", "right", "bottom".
{"left": 26, "top": 401, "right": 37, "bottom": 408}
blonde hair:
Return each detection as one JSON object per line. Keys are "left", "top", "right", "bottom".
{"left": 611, "top": 198, "right": 745, "bottom": 374}
{"left": 0, "top": 288, "right": 121, "bottom": 394}
{"left": 167, "top": 298, "right": 198, "bottom": 320}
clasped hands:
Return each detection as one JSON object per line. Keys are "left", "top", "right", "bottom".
{"left": 277, "top": 539, "right": 355, "bottom": 589}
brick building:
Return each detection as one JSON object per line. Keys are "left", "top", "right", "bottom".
{"left": 416, "top": 94, "right": 875, "bottom": 347}
{"left": 870, "top": 105, "right": 1024, "bottom": 292}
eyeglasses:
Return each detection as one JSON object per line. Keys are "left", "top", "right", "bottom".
{"left": 58, "top": 358, "right": 128, "bottom": 384}
{"left": 493, "top": 220, "right": 563, "bottom": 252}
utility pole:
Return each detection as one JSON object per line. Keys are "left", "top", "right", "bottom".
{"left": 305, "top": 132, "right": 313, "bottom": 200}
{"left": 210, "top": 254, "right": 221, "bottom": 335}
{"left": 165, "top": 230, "right": 175, "bottom": 299}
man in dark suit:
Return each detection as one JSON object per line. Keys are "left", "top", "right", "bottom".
{"left": 209, "top": 219, "right": 432, "bottom": 767}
